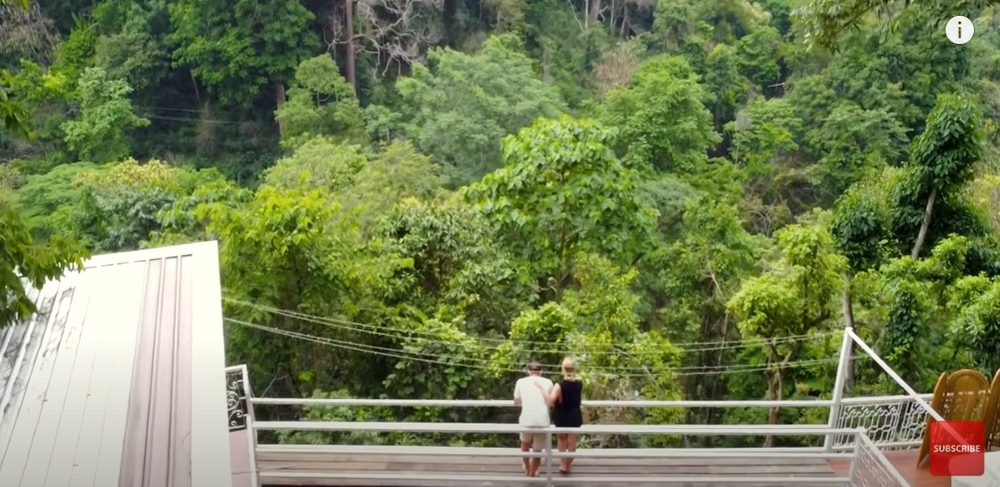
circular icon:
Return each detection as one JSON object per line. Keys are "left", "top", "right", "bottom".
{"left": 946, "top": 16, "right": 974, "bottom": 44}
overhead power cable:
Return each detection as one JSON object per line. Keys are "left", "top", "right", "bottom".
{"left": 227, "top": 317, "right": 778, "bottom": 373}
{"left": 224, "top": 299, "right": 838, "bottom": 355}
{"left": 226, "top": 318, "right": 848, "bottom": 378}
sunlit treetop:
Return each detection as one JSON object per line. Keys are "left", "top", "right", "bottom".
{"left": 792, "top": 0, "right": 991, "bottom": 50}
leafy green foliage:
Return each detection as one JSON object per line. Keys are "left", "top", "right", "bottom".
{"left": 490, "top": 253, "right": 685, "bottom": 434}
{"left": 727, "top": 97, "right": 802, "bottom": 198}
{"left": 203, "top": 184, "right": 406, "bottom": 397}
{"left": 728, "top": 220, "right": 844, "bottom": 430}
{"left": 703, "top": 43, "right": 748, "bottom": 130}
{"left": 263, "top": 138, "right": 367, "bottom": 193}
{"left": 9, "top": 0, "right": 1000, "bottom": 452}
{"left": 806, "top": 104, "right": 908, "bottom": 197}
{"left": 93, "top": 31, "right": 167, "bottom": 94}
{"left": 873, "top": 236, "right": 973, "bottom": 388}
{"left": 396, "top": 35, "right": 565, "bottom": 183}
{"left": 910, "top": 93, "right": 984, "bottom": 191}
{"left": 463, "top": 116, "right": 656, "bottom": 296}
{"left": 71, "top": 158, "right": 222, "bottom": 251}
{"left": 830, "top": 173, "right": 896, "bottom": 273}
{"left": 374, "top": 197, "right": 534, "bottom": 335}
{"left": 734, "top": 26, "right": 782, "bottom": 90}
{"left": 14, "top": 162, "right": 96, "bottom": 239}
{"left": 276, "top": 55, "right": 366, "bottom": 149}
{"left": 339, "top": 142, "right": 446, "bottom": 223}
{"left": 168, "top": 0, "right": 317, "bottom": 107}
{"left": 0, "top": 205, "right": 85, "bottom": 329}
{"left": 889, "top": 93, "right": 987, "bottom": 256}
{"left": 730, "top": 221, "right": 845, "bottom": 339}
{"left": 61, "top": 67, "right": 149, "bottom": 163}
{"left": 600, "top": 55, "right": 721, "bottom": 174}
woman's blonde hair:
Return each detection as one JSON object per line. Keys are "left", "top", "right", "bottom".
{"left": 561, "top": 357, "right": 576, "bottom": 379}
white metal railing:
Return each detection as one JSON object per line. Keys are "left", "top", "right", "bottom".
{"left": 250, "top": 422, "right": 866, "bottom": 485}
{"left": 846, "top": 328, "right": 975, "bottom": 455}
{"left": 225, "top": 364, "right": 258, "bottom": 487}
{"left": 245, "top": 394, "right": 932, "bottom": 451}
{"left": 851, "top": 433, "right": 910, "bottom": 487}
{"left": 223, "top": 327, "right": 940, "bottom": 487}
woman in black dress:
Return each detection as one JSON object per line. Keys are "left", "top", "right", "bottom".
{"left": 534, "top": 357, "right": 583, "bottom": 474}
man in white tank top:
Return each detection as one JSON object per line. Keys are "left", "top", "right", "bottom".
{"left": 513, "top": 361, "right": 553, "bottom": 477}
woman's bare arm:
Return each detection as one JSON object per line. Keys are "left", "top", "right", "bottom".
{"left": 549, "top": 383, "right": 562, "bottom": 407}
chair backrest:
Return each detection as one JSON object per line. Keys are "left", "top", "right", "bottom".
{"left": 943, "top": 370, "right": 990, "bottom": 421}
{"left": 918, "top": 372, "right": 949, "bottom": 468}
{"left": 983, "top": 369, "right": 1000, "bottom": 451}
{"left": 918, "top": 370, "right": 991, "bottom": 468}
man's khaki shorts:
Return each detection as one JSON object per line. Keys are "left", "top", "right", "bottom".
{"left": 519, "top": 430, "right": 548, "bottom": 451}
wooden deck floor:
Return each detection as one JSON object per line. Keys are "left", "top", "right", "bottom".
{"left": 828, "top": 450, "right": 949, "bottom": 487}
{"left": 257, "top": 446, "right": 848, "bottom": 487}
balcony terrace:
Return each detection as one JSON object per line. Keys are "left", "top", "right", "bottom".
{"left": 223, "top": 328, "right": 1000, "bottom": 487}
{"left": 0, "top": 241, "right": 996, "bottom": 487}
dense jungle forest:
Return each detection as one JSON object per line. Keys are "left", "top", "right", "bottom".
{"left": 2, "top": 0, "right": 1000, "bottom": 448}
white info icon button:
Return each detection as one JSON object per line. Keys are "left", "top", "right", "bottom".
{"left": 946, "top": 16, "right": 974, "bottom": 44}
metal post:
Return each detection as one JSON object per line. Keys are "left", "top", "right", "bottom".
{"left": 241, "top": 365, "right": 261, "bottom": 487}
{"left": 847, "top": 431, "right": 863, "bottom": 485}
{"left": 849, "top": 328, "right": 969, "bottom": 449}
{"left": 544, "top": 431, "right": 554, "bottom": 487}
{"left": 824, "top": 327, "right": 853, "bottom": 452}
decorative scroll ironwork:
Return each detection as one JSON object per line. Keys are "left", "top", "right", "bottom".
{"left": 226, "top": 368, "right": 248, "bottom": 431}
{"left": 850, "top": 438, "right": 907, "bottom": 487}
{"left": 835, "top": 397, "right": 929, "bottom": 450}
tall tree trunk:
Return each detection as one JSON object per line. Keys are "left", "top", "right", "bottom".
{"left": 841, "top": 273, "right": 856, "bottom": 390}
{"left": 276, "top": 82, "right": 287, "bottom": 136}
{"left": 345, "top": 0, "right": 357, "bottom": 93}
{"left": 765, "top": 371, "right": 778, "bottom": 447}
{"left": 190, "top": 72, "right": 200, "bottom": 102}
{"left": 764, "top": 344, "right": 779, "bottom": 447}
{"left": 588, "top": 0, "right": 600, "bottom": 26}
{"left": 911, "top": 187, "right": 938, "bottom": 259}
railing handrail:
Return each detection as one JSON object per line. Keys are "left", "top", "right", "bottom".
{"left": 252, "top": 420, "right": 867, "bottom": 435}
{"left": 856, "top": 432, "right": 911, "bottom": 486}
{"left": 846, "top": 329, "right": 944, "bottom": 423}
{"left": 255, "top": 443, "right": 855, "bottom": 458}
{"left": 246, "top": 394, "right": 931, "bottom": 407}
{"left": 846, "top": 328, "right": 974, "bottom": 454}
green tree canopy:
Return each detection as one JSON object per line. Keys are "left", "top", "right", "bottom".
{"left": 276, "top": 55, "right": 366, "bottom": 149}
{"left": 463, "top": 116, "right": 656, "bottom": 299}
{"left": 61, "top": 67, "right": 149, "bottom": 163}
{"left": 600, "top": 55, "right": 721, "bottom": 174}
{"left": 167, "top": 0, "right": 317, "bottom": 108}
{"left": 396, "top": 35, "right": 565, "bottom": 184}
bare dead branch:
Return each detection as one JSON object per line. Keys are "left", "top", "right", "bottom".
{"left": 0, "top": 1, "right": 57, "bottom": 61}
{"left": 348, "top": 0, "right": 445, "bottom": 72}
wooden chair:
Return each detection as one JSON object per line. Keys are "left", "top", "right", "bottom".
{"left": 982, "top": 369, "right": 1000, "bottom": 451}
{"left": 917, "top": 370, "right": 991, "bottom": 467}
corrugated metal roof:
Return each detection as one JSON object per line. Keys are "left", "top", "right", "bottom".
{"left": 0, "top": 241, "right": 232, "bottom": 487}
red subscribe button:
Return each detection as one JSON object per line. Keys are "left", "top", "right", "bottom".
{"left": 929, "top": 421, "right": 984, "bottom": 476}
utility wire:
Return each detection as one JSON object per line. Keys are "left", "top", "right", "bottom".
{"left": 224, "top": 299, "right": 839, "bottom": 354}
{"left": 228, "top": 317, "right": 775, "bottom": 373}
{"left": 142, "top": 113, "right": 241, "bottom": 125}
{"left": 227, "top": 318, "right": 847, "bottom": 378}
{"left": 246, "top": 307, "right": 830, "bottom": 359}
